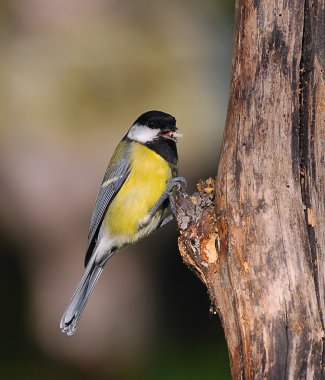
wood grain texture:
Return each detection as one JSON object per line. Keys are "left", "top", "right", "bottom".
{"left": 175, "top": 1, "right": 325, "bottom": 378}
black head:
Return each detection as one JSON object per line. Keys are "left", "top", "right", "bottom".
{"left": 132, "top": 110, "right": 176, "bottom": 132}
{"left": 127, "top": 110, "right": 180, "bottom": 165}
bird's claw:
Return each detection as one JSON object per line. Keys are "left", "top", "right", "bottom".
{"left": 170, "top": 176, "right": 187, "bottom": 192}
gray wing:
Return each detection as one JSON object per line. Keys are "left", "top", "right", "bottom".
{"left": 85, "top": 140, "right": 131, "bottom": 266}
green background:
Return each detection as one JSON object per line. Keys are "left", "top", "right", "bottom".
{"left": 0, "top": 0, "right": 234, "bottom": 378}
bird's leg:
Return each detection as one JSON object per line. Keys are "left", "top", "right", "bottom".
{"left": 140, "top": 177, "right": 187, "bottom": 227}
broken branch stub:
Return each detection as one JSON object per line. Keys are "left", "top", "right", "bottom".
{"left": 174, "top": 178, "right": 221, "bottom": 290}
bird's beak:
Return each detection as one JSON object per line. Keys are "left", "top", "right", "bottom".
{"left": 160, "top": 130, "right": 183, "bottom": 142}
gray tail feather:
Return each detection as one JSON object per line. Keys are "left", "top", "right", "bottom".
{"left": 60, "top": 254, "right": 104, "bottom": 336}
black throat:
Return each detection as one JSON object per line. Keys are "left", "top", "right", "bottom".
{"left": 146, "top": 138, "right": 178, "bottom": 166}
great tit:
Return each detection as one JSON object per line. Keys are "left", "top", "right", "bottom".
{"left": 60, "top": 110, "right": 185, "bottom": 336}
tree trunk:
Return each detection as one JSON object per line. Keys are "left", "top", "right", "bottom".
{"left": 174, "top": 1, "right": 325, "bottom": 378}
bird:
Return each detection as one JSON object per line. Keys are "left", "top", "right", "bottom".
{"left": 60, "top": 110, "right": 185, "bottom": 336}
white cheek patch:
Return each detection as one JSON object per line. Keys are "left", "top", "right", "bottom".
{"left": 127, "top": 123, "right": 160, "bottom": 143}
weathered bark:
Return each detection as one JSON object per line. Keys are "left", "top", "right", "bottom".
{"left": 174, "top": 1, "right": 325, "bottom": 378}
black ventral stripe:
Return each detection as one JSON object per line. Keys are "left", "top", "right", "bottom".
{"left": 146, "top": 138, "right": 178, "bottom": 167}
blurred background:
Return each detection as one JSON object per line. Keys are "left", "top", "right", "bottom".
{"left": 0, "top": 0, "right": 234, "bottom": 379}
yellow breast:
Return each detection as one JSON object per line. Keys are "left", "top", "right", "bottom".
{"left": 104, "top": 142, "right": 172, "bottom": 239}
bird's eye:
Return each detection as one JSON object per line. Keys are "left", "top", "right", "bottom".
{"left": 148, "top": 121, "right": 155, "bottom": 128}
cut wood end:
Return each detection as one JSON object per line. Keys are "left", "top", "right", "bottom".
{"left": 174, "top": 177, "right": 218, "bottom": 285}
{"left": 202, "top": 234, "right": 218, "bottom": 264}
